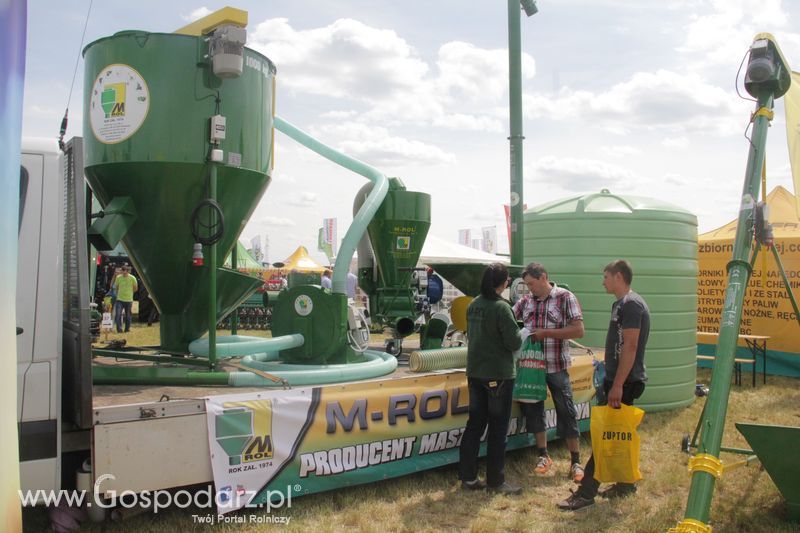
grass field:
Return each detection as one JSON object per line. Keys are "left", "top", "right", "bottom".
{"left": 23, "top": 323, "right": 800, "bottom": 532}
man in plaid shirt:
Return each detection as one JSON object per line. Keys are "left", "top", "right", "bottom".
{"left": 512, "top": 262, "right": 586, "bottom": 483}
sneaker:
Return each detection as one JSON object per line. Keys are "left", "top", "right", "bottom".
{"left": 461, "top": 479, "right": 486, "bottom": 491}
{"left": 533, "top": 455, "right": 553, "bottom": 475}
{"left": 556, "top": 489, "right": 595, "bottom": 511}
{"left": 487, "top": 482, "right": 522, "bottom": 495}
{"left": 600, "top": 483, "right": 637, "bottom": 499}
{"left": 570, "top": 463, "right": 585, "bottom": 483}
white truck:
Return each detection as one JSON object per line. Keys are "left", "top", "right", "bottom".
{"left": 16, "top": 137, "right": 221, "bottom": 509}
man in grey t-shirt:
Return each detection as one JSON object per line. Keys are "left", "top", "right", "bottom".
{"left": 558, "top": 259, "right": 650, "bottom": 511}
{"left": 604, "top": 283, "right": 650, "bottom": 387}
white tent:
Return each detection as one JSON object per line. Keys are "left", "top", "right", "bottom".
{"left": 419, "top": 234, "right": 509, "bottom": 265}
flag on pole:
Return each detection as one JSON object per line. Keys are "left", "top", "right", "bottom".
{"left": 318, "top": 218, "right": 337, "bottom": 263}
{"left": 481, "top": 226, "right": 497, "bottom": 253}
{"left": 250, "top": 235, "right": 263, "bottom": 262}
{"left": 458, "top": 229, "right": 471, "bottom": 246}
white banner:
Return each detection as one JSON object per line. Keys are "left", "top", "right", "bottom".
{"left": 481, "top": 226, "right": 497, "bottom": 253}
{"left": 458, "top": 229, "right": 471, "bottom": 247}
{"left": 205, "top": 388, "right": 318, "bottom": 514}
{"left": 250, "top": 235, "right": 263, "bottom": 263}
{"left": 323, "top": 218, "right": 337, "bottom": 257}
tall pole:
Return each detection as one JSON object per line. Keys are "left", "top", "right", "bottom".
{"left": 208, "top": 163, "right": 218, "bottom": 369}
{"left": 681, "top": 89, "right": 773, "bottom": 528}
{"left": 231, "top": 242, "right": 238, "bottom": 335}
{"left": 507, "top": 0, "right": 525, "bottom": 265}
{"left": 673, "top": 32, "right": 794, "bottom": 529}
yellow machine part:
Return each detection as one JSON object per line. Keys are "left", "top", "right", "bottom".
{"left": 174, "top": 6, "right": 248, "bottom": 36}
{"left": 450, "top": 295, "right": 473, "bottom": 333}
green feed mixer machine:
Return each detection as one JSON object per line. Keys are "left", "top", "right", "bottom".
{"left": 83, "top": 25, "right": 273, "bottom": 357}
{"left": 85, "top": 9, "right": 401, "bottom": 386}
{"left": 351, "top": 179, "right": 449, "bottom": 355}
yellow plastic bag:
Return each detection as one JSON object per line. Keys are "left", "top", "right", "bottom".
{"left": 590, "top": 404, "right": 645, "bottom": 483}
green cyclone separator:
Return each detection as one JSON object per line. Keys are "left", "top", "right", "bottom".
{"left": 188, "top": 334, "right": 304, "bottom": 359}
{"left": 273, "top": 116, "right": 389, "bottom": 295}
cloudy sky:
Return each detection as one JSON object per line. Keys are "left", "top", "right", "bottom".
{"left": 22, "top": 0, "right": 800, "bottom": 265}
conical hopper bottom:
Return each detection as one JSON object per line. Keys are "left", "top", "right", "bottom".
{"left": 85, "top": 162, "right": 271, "bottom": 353}
{"left": 737, "top": 422, "right": 800, "bottom": 521}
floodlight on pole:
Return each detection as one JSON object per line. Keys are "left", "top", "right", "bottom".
{"left": 520, "top": 0, "right": 538, "bottom": 17}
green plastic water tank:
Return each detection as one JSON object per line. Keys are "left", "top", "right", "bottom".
{"left": 523, "top": 189, "right": 698, "bottom": 412}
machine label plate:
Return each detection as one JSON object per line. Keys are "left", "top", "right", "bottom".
{"left": 294, "top": 295, "right": 313, "bottom": 316}
{"left": 90, "top": 63, "right": 150, "bottom": 144}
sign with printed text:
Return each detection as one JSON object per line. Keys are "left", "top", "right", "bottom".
{"left": 698, "top": 239, "right": 800, "bottom": 353}
{"left": 205, "top": 358, "right": 596, "bottom": 513}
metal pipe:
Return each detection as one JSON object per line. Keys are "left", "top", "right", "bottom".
{"left": 92, "top": 365, "right": 231, "bottom": 386}
{"left": 208, "top": 162, "right": 218, "bottom": 369}
{"left": 681, "top": 90, "right": 774, "bottom": 527}
{"left": 507, "top": 0, "right": 525, "bottom": 265}
{"left": 231, "top": 242, "right": 238, "bottom": 335}
{"left": 274, "top": 116, "right": 389, "bottom": 295}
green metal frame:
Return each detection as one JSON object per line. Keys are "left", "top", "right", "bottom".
{"left": 507, "top": 0, "right": 526, "bottom": 265}
{"left": 679, "top": 34, "right": 791, "bottom": 529}
{"left": 92, "top": 348, "right": 210, "bottom": 367}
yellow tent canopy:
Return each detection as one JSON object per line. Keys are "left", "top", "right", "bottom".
{"left": 279, "top": 246, "right": 326, "bottom": 273}
{"left": 699, "top": 185, "right": 799, "bottom": 241}
{"left": 697, "top": 185, "right": 800, "bottom": 359}
{"left": 784, "top": 71, "right": 800, "bottom": 217}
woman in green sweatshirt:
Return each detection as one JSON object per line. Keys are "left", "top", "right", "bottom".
{"left": 458, "top": 263, "right": 523, "bottom": 494}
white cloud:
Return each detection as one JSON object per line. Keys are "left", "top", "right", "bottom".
{"left": 182, "top": 7, "right": 212, "bottom": 22}
{"left": 524, "top": 69, "right": 741, "bottom": 135}
{"left": 431, "top": 113, "right": 503, "bottom": 132}
{"left": 600, "top": 145, "right": 641, "bottom": 157}
{"left": 527, "top": 156, "right": 636, "bottom": 191}
{"left": 256, "top": 216, "right": 295, "bottom": 227}
{"left": 662, "top": 173, "right": 692, "bottom": 186}
{"left": 287, "top": 191, "right": 318, "bottom": 207}
{"left": 320, "top": 110, "right": 358, "bottom": 120}
{"left": 310, "top": 122, "right": 455, "bottom": 167}
{"left": 248, "top": 18, "right": 531, "bottom": 134}
{"left": 434, "top": 41, "right": 535, "bottom": 104}
{"left": 662, "top": 136, "right": 690, "bottom": 148}
{"left": 466, "top": 211, "right": 503, "bottom": 223}
{"left": 678, "top": 0, "right": 790, "bottom": 69}
{"left": 249, "top": 18, "right": 427, "bottom": 100}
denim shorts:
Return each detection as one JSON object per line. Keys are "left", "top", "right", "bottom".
{"left": 520, "top": 370, "right": 580, "bottom": 439}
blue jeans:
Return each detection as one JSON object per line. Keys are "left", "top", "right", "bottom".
{"left": 458, "top": 377, "right": 514, "bottom": 487}
{"left": 114, "top": 301, "right": 133, "bottom": 332}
